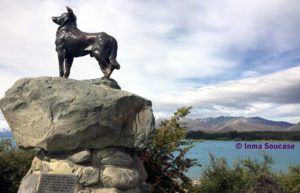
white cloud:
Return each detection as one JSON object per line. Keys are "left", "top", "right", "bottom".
{"left": 0, "top": 0, "right": 299, "bottom": 123}
{"left": 153, "top": 66, "right": 300, "bottom": 123}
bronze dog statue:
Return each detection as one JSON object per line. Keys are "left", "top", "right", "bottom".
{"left": 52, "top": 7, "right": 120, "bottom": 78}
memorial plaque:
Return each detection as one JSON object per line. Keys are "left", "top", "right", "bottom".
{"left": 37, "top": 174, "right": 77, "bottom": 193}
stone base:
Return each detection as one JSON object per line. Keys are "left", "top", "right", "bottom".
{"left": 18, "top": 148, "right": 151, "bottom": 193}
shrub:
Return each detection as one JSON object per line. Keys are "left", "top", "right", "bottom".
{"left": 140, "top": 106, "right": 199, "bottom": 193}
{"left": 192, "top": 153, "right": 282, "bottom": 193}
{"left": 278, "top": 165, "right": 300, "bottom": 193}
{"left": 0, "top": 139, "right": 35, "bottom": 193}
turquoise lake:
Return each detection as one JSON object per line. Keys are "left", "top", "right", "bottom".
{"left": 185, "top": 140, "right": 300, "bottom": 180}
{"left": 1, "top": 137, "right": 299, "bottom": 180}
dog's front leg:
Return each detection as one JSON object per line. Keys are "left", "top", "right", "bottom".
{"left": 57, "top": 51, "right": 65, "bottom": 77}
{"left": 64, "top": 57, "right": 73, "bottom": 78}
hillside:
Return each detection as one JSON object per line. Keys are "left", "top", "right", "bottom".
{"left": 158, "top": 116, "right": 295, "bottom": 132}
{"left": 288, "top": 123, "right": 300, "bottom": 131}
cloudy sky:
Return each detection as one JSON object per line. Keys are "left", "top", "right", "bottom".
{"left": 0, "top": 0, "right": 300, "bottom": 127}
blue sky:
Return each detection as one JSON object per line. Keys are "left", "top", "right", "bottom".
{"left": 0, "top": 0, "right": 300, "bottom": 127}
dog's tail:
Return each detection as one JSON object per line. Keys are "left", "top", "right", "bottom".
{"left": 109, "top": 37, "right": 120, "bottom": 70}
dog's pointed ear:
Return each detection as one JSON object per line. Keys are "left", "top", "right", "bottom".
{"left": 66, "top": 6, "right": 74, "bottom": 14}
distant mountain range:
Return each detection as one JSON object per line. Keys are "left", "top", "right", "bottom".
{"left": 1, "top": 116, "right": 299, "bottom": 136}
{"left": 157, "top": 116, "right": 300, "bottom": 132}
{"left": 288, "top": 123, "right": 300, "bottom": 131}
{"left": 0, "top": 127, "right": 12, "bottom": 137}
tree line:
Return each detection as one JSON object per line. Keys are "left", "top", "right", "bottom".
{"left": 187, "top": 130, "right": 300, "bottom": 141}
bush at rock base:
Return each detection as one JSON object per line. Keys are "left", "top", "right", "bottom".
{"left": 0, "top": 139, "right": 35, "bottom": 193}
{"left": 140, "top": 106, "right": 199, "bottom": 193}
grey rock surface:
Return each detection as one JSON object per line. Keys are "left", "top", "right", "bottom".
{"left": 78, "top": 190, "right": 91, "bottom": 193}
{"left": 0, "top": 77, "right": 154, "bottom": 152}
{"left": 79, "top": 167, "right": 99, "bottom": 186}
{"left": 41, "top": 149, "right": 92, "bottom": 164}
{"left": 101, "top": 166, "right": 140, "bottom": 190}
{"left": 84, "top": 78, "right": 121, "bottom": 90}
{"left": 66, "top": 150, "right": 92, "bottom": 164}
{"left": 131, "top": 155, "right": 148, "bottom": 183}
{"left": 91, "top": 188, "right": 141, "bottom": 193}
{"left": 17, "top": 172, "right": 39, "bottom": 193}
{"left": 97, "top": 148, "right": 133, "bottom": 166}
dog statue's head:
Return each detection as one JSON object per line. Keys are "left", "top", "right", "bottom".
{"left": 52, "top": 6, "right": 77, "bottom": 26}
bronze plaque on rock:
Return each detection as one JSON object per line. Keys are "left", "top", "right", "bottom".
{"left": 37, "top": 174, "right": 77, "bottom": 193}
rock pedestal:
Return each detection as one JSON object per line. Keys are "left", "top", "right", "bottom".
{"left": 0, "top": 77, "right": 154, "bottom": 193}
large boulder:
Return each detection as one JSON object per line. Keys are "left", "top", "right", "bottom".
{"left": 0, "top": 77, "right": 154, "bottom": 152}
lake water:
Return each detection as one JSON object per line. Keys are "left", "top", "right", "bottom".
{"left": 1, "top": 137, "right": 299, "bottom": 180}
{"left": 186, "top": 140, "right": 300, "bottom": 180}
